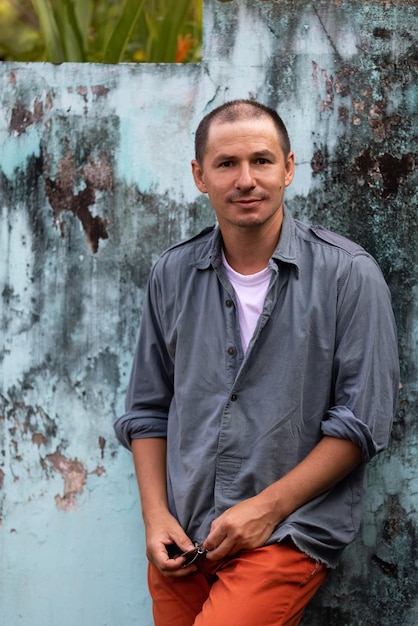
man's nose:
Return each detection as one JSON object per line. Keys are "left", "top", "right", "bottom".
{"left": 235, "top": 164, "right": 256, "bottom": 189}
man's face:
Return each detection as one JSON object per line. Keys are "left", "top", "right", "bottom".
{"left": 191, "top": 117, "right": 295, "bottom": 233}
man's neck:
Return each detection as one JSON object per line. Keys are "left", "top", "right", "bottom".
{"left": 221, "top": 224, "right": 282, "bottom": 275}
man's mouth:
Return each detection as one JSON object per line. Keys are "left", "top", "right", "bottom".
{"left": 230, "top": 195, "right": 264, "bottom": 205}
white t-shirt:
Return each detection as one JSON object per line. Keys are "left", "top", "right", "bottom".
{"left": 222, "top": 250, "right": 272, "bottom": 353}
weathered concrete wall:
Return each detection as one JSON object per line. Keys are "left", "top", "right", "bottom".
{"left": 0, "top": 1, "right": 417, "bottom": 624}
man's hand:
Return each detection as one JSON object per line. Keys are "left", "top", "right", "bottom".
{"left": 203, "top": 495, "right": 276, "bottom": 560}
{"left": 144, "top": 511, "right": 198, "bottom": 577}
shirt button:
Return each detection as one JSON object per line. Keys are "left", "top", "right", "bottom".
{"left": 227, "top": 346, "right": 236, "bottom": 356}
{"left": 225, "top": 299, "right": 233, "bottom": 307}
{"left": 230, "top": 394, "right": 238, "bottom": 401}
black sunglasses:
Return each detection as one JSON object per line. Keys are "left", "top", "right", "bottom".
{"left": 180, "top": 542, "right": 207, "bottom": 567}
{"left": 168, "top": 542, "right": 207, "bottom": 568}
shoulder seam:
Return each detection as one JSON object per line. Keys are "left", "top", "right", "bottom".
{"left": 310, "top": 225, "right": 366, "bottom": 256}
{"left": 162, "top": 226, "right": 215, "bottom": 255}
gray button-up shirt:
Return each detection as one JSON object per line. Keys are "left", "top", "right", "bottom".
{"left": 114, "top": 208, "right": 399, "bottom": 568}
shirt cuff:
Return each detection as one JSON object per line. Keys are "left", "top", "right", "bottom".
{"left": 321, "top": 405, "right": 378, "bottom": 463}
{"left": 114, "top": 413, "right": 168, "bottom": 450}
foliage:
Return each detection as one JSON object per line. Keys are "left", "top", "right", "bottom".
{"left": 0, "top": 0, "right": 202, "bottom": 63}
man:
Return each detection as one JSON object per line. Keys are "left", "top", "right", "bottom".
{"left": 114, "top": 100, "right": 399, "bottom": 625}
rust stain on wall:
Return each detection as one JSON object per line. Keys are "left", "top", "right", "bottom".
{"left": 10, "top": 99, "right": 43, "bottom": 136}
{"left": 91, "top": 85, "right": 110, "bottom": 97}
{"left": 311, "top": 148, "right": 326, "bottom": 173}
{"left": 355, "top": 148, "right": 414, "bottom": 196}
{"left": 45, "top": 450, "right": 88, "bottom": 512}
{"left": 91, "top": 465, "right": 106, "bottom": 476}
{"left": 68, "top": 84, "right": 110, "bottom": 104}
{"left": 98, "top": 436, "right": 106, "bottom": 460}
{"left": 44, "top": 148, "right": 112, "bottom": 253}
{"left": 31, "top": 433, "right": 47, "bottom": 448}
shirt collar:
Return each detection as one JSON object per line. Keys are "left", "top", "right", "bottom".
{"left": 194, "top": 206, "right": 300, "bottom": 276}
{"left": 271, "top": 206, "right": 300, "bottom": 275}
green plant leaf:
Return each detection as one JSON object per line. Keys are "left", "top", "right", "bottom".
{"left": 62, "top": 0, "right": 86, "bottom": 61}
{"left": 31, "top": 0, "right": 65, "bottom": 62}
{"left": 103, "top": 0, "right": 147, "bottom": 63}
{"left": 73, "top": 0, "right": 94, "bottom": 47}
{"left": 47, "top": 0, "right": 84, "bottom": 61}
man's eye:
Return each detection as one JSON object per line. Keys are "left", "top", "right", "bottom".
{"left": 219, "top": 161, "right": 233, "bottom": 168}
{"left": 256, "top": 158, "right": 269, "bottom": 165}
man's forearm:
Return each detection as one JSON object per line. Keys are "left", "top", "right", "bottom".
{"left": 131, "top": 437, "right": 169, "bottom": 526}
{"left": 260, "top": 435, "right": 363, "bottom": 523}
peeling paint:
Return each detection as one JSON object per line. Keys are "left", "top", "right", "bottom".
{"left": 98, "top": 436, "right": 106, "bottom": 459}
{"left": 44, "top": 148, "right": 111, "bottom": 252}
{"left": 10, "top": 99, "right": 43, "bottom": 136}
{"left": 311, "top": 148, "right": 326, "bottom": 173}
{"left": 45, "top": 450, "right": 87, "bottom": 511}
{"left": 355, "top": 148, "right": 414, "bottom": 197}
{"left": 31, "top": 433, "right": 46, "bottom": 448}
{"left": 91, "top": 84, "right": 110, "bottom": 98}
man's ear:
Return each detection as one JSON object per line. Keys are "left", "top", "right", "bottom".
{"left": 284, "top": 151, "right": 296, "bottom": 187}
{"left": 191, "top": 160, "right": 208, "bottom": 194}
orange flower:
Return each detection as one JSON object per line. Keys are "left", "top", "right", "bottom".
{"left": 176, "top": 33, "right": 194, "bottom": 63}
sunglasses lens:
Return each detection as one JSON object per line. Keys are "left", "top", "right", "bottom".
{"left": 181, "top": 544, "right": 206, "bottom": 568}
{"left": 183, "top": 550, "right": 199, "bottom": 567}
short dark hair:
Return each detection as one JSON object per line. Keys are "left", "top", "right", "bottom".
{"left": 194, "top": 99, "right": 291, "bottom": 166}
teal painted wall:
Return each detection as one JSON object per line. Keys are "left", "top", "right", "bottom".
{"left": 0, "top": 1, "right": 417, "bottom": 624}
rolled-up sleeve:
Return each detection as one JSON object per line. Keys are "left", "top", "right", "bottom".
{"left": 321, "top": 253, "right": 399, "bottom": 463}
{"left": 114, "top": 264, "right": 173, "bottom": 450}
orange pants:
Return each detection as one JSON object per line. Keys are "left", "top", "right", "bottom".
{"left": 148, "top": 541, "right": 328, "bottom": 626}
